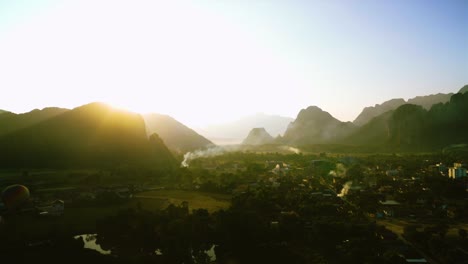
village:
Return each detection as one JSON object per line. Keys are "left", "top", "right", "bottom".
{"left": 0, "top": 152, "right": 467, "bottom": 263}
{"left": 183, "top": 153, "right": 468, "bottom": 263}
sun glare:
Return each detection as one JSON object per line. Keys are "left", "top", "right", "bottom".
{"left": 0, "top": 1, "right": 467, "bottom": 263}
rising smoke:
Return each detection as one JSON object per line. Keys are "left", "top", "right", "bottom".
{"left": 181, "top": 145, "right": 300, "bottom": 167}
{"left": 337, "top": 181, "right": 353, "bottom": 197}
{"left": 328, "top": 163, "right": 347, "bottom": 177}
{"left": 281, "top": 146, "right": 301, "bottom": 154}
{"left": 181, "top": 146, "right": 238, "bottom": 167}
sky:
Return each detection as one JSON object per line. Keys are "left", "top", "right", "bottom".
{"left": 0, "top": 0, "right": 467, "bottom": 127}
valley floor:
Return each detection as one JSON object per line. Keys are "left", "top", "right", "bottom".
{"left": 3, "top": 189, "right": 231, "bottom": 241}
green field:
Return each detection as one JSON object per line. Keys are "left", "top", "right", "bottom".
{"left": 134, "top": 189, "right": 231, "bottom": 213}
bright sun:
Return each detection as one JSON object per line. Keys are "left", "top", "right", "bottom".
{"left": 0, "top": 0, "right": 315, "bottom": 128}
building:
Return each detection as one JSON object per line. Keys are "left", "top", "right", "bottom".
{"left": 272, "top": 163, "right": 289, "bottom": 175}
{"left": 448, "top": 163, "right": 467, "bottom": 179}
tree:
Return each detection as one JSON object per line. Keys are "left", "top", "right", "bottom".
{"left": 347, "top": 164, "right": 364, "bottom": 182}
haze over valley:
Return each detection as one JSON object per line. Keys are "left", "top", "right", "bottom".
{"left": 1, "top": 1, "right": 467, "bottom": 263}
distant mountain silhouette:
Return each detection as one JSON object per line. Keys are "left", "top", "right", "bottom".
{"left": 459, "top": 84, "right": 468, "bottom": 94}
{"left": 0, "top": 107, "right": 69, "bottom": 136}
{"left": 346, "top": 92, "right": 468, "bottom": 150}
{"left": 282, "top": 106, "right": 356, "bottom": 145}
{"left": 344, "top": 111, "right": 393, "bottom": 146}
{"left": 143, "top": 113, "right": 213, "bottom": 153}
{"left": 0, "top": 103, "right": 175, "bottom": 168}
{"left": 242, "top": 128, "right": 274, "bottom": 145}
{"left": 353, "top": 90, "right": 460, "bottom": 126}
{"left": 199, "top": 113, "right": 293, "bottom": 144}
{"left": 353, "top": 99, "right": 406, "bottom": 126}
{"left": 407, "top": 93, "right": 453, "bottom": 110}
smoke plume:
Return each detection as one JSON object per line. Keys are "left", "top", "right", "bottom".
{"left": 280, "top": 146, "right": 301, "bottom": 154}
{"left": 337, "top": 181, "right": 353, "bottom": 197}
{"left": 181, "top": 146, "right": 238, "bottom": 167}
{"left": 328, "top": 163, "right": 347, "bottom": 177}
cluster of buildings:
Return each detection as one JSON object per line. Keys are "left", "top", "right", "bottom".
{"left": 448, "top": 163, "right": 467, "bottom": 179}
{"left": 433, "top": 162, "right": 467, "bottom": 179}
{"left": 268, "top": 161, "right": 290, "bottom": 175}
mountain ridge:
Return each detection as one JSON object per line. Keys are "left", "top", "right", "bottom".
{"left": 0, "top": 107, "right": 69, "bottom": 136}
{"left": 345, "top": 92, "right": 468, "bottom": 150}
{"left": 352, "top": 89, "right": 463, "bottom": 126}
{"left": 459, "top": 85, "right": 468, "bottom": 94}
{"left": 242, "top": 127, "right": 274, "bottom": 145}
{"left": 0, "top": 102, "right": 176, "bottom": 169}
{"left": 144, "top": 113, "right": 214, "bottom": 153}
{"left": 281, "top": 106, "right": 356, "bottom": 145}
{"left": 199, "top": 113, "right": 293, "bottom": 144}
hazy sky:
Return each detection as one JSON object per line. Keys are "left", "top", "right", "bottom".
{"left": 0, "top": 0, "right": 467, "bottom": 127}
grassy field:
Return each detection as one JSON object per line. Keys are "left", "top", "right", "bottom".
{"left": 134, "top": 189, "right": 231, "bottom": 213}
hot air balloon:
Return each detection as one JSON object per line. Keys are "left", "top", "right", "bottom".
{"left": 1, "top": 185, "right": 30, "bottom": 210}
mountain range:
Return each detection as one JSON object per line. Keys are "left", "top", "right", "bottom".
{"left": 198, "top": 113, "right": 293, "bottom": 144}
{"left": 0, "top": 103, "right": 176, "bottom": 168}
{"left": 0, "top": 104, "right": 215, "bottom": 169}
{"left": 0, "top": 103, "right": 212, "bottom": 164}
{"left": 1, "top": 84, "right": 466, "bottom": 168}
{"left": 0, "top": 107, "right": 68, "bottom": 136}
{"left": 143, "top": 113, "right": 213, "bottom": 153}
{"left": 280, "top": 106, "right": 357, "bottom": 145}
{"left": 275, "top": 85, "right": 468, "bottom": 151}
{"left": 353, "top": 93, "right": 454, "bottom": 126}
